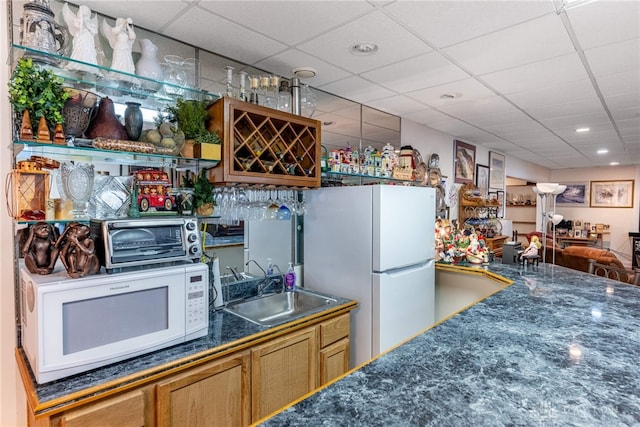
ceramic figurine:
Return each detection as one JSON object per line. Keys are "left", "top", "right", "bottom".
{"left": 55, "top": 222, "right": 100, "bottom": 278}
{"left": 61, "top": 3, "right": 99, "bottom": 74}
{"left": 101, "top": 17, "right": 137, "bottom": 79}
{"left": 135, "top": 39, "right": 163, "bottom": 92}
{"left": 22, "top": 222, "right": 60, "bottom": 275}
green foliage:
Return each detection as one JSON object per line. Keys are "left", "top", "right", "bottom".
{"left": 193, "top": 169, "right": 215, "bottom": 208}
{"left": 164, "top": 98, "right": 210, "bottom": 140}
{"left": 8, "top": 58, "right": 70, "bottom": 129}
{"left": 194, "top": 129, "right": 221, "bottom": 145}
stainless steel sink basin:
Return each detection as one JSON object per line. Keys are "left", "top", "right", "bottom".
{"left": 224, "top": 289, "right": 339, "bottom": 327}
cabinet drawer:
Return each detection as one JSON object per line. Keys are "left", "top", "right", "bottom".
{"left": 320, "top": 314, "right": 350, "bottom": 348}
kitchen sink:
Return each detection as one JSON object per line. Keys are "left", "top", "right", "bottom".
{"left": 224, "top": 289, "right": 340, "bottom": 327}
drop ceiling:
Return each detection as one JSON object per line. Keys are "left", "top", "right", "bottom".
{"left": 75, "top": 0, "right": 639, "bottom": 170}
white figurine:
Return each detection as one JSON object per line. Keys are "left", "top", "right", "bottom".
{"left": 101, "top": 17, "right": 137, "bottom": 79}
{"left": 62, "top": 3, "right": 99, "bottom": 73}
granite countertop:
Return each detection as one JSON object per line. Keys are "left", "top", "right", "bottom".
{"left": 261, "top": 263, "right": 640, "bottom": 426}
{"left": 22, "top": 288, "right": 354, "bottom": 415}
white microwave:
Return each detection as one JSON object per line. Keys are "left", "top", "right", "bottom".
{"left": 20, "top": 262, "right": 208, "bottom": 384}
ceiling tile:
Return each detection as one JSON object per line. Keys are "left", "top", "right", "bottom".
{"left": 383, "top": 0, "right": 556, "bottom": 48}
{"left": 407, "top": 78, "right": 496, "bottom": 108}
{"left": 585, "top": 38, "right": 639, "bottom": 78}
{"left": 527, "top": 97, "right": 606, "bottom": 120}
{"left": 297, "top": 10, "right": 432, "bottom": 74}
{"left": 163, "top": 7, "right": 287, "bottom": 66}
{"left": 567, "top": 0, "right": 640, "bottom": 50}
{"left": 481, "top": 53, "right": 590, "bottom": 94}
{"left": 504, "top": 79, "right": 598, "bottom": 109}
{"left": 361, "top": 51, "right": 468, "bottom": 93}
{"left": 596, "top": 71, "right": 640, "bottom": 98}
{"left": 198, "top": 1, "right": 374, "bottom": 46}
{"left": 442, "top": 13, "right": 574, "bottom": 75}
{"left": 365, "top": 95, "right": 431, "bottom": 116}
{"left": 319, "top": 76, "right": 396, "bottom": 104}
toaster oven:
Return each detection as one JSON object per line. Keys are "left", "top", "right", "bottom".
{"left": 90, "top": 217, "right": 202, "bottom": 273}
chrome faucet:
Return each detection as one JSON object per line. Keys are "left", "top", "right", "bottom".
{"left": 226, "top": 266, "right": 242, "bottom": 281}
{"left": 245, "top": 259, "right": 267, "bottom": 277}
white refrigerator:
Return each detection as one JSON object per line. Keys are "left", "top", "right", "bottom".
{"left": 304, "top": 185, "right": 436, "bottom": 367}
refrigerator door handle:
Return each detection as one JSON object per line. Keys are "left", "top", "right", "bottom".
{"left": 373, "top": 260, "right": 432, "bottom": 276}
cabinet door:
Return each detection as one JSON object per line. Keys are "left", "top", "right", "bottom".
{"left": 320, "top": 338, "right": 350, "bottom": 386}
{"left": 56, "top": 389, "right": 148, "bottom": 427}
{"left": 251, "top": 327, "right": 317, "bottom": 422}
{"left": 156, "top": 351, "right": 250, "bottom": 427}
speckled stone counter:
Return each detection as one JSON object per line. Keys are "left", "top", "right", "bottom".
{"left": 261, "top": 263, "right": 640, "bottom": 426}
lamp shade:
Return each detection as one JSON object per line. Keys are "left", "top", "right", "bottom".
{"left": 552, "top": 185, "right": 567, "bottom": 195}
{"left": 550, "top": 214, "right": 564, "bottom": 225}
{"left": 536, "top": 183, "right": 560, "bottom": 194}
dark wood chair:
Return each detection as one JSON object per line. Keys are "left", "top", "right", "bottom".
{"left": 587, "top": 259, "right": 639, "bottom": 286}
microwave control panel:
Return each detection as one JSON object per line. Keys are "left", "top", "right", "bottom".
{"left": 185, "top": 265, "right": 209, "bottom": 337}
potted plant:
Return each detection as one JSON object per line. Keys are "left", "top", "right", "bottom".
{"left": 193, "top": 169, "right": 215, "bottom": 216}
{"left": 8, "top": 57, "right": 70, "bottom": 139}
{"left": 164, "top": 98, "right": 220, "bottom": 159}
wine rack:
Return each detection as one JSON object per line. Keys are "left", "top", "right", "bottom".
{"left": 208, "top": 97, "right": 321, "bottom": 187}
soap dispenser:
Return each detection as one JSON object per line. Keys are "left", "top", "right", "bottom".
{"left": 285, "top": 262, "right": 296, "bottom": 292}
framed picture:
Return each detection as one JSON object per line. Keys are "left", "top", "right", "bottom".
{"left": 488, "top": 151, "right": 505, "bottom": 189}
{"left": 556, "top": 182, "right": 588, "bottom": 206}
{"left": 574, "top": 229, "right": 582, "bottom": 237}
{"left": 475, "top": 164, "right": 489, "bottom": 193}
{"left": 590, "top": 180, "right": 635, "bottom": 208}
{"left": 454, "top": 140, "right": 475, "bottom": 184}
{"left": 496, "top": 190, "right": 505, "bottom": 218}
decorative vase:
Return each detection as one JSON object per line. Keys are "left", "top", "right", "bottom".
{"left": 62, "top": 88, "right": 99, "bottom": 139}
{"left": 124, "top": 102, "right": 143, "bottom": 141}
{"left": 135, "top": 39, "right": 163, "bottom": 93}
{"left": 175, "top": 188, "right": 194, "bottom": 216}
{"left": 85, "top": 97, "right": 128, "bottom": 140}
{"left": 181, "top": 139, "right": 195, "bottom": 158}
{"left": 60, "top": 162, "right": 94, "bottom": 219}
{"left": 20, "top": 0, "right": 67, "bottom": 65}
{"left": 163, "top": 55, "right": 187, "bottom": 97}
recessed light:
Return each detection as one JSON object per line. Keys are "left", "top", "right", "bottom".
{"left": 575, "top": 127, "right": 590, "bottom": 133}
{"left": 609, "top": 162, "right": 619, "bottom": 166}
{"left": 440, "top": 93, "right": 461, "bottom": 100}
{"left": 349, "top": 42, "right": 379, "bottom": 56}
{"left": 292, "top": 67, "right": 317, "bottom": 79}
{"left": 597, "top": 149, "right": 608, "bottom": 154}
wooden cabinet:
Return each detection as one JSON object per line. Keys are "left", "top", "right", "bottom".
{"left": 208, "top": 97, "right": 321, "bottom": 188}
{"left": 319, "top": 314, "right": 350, "bottom": 385}
{"left": 50, "top": 389, "right": 150, "bottom": 427}
{"left": 23, "top": 310, "right": 352, "bottom": 427}
{"left": 251, "top": 328, "right": 317, "bottom": 422}
{"left": 156, "top": 352, "right": 251, "bottom": 427}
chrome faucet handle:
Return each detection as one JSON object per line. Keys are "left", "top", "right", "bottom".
{"left": 271, "top": 264, "right": 283, "bottom": 276}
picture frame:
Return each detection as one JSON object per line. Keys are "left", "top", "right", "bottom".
{"left": 590, "top": 180, "right": 635, "bottom": 208}
{"left": 488, "top": 151, "right": 505, "bottom": 190}
{"left": 556, "top": 182, "right": 588, "bottom": 206}
{"left": 475, "top": 164, "right": 489, "bottom": 194}
{"left": 574, "top": 229, "right": 582, "bottom": 238}
{"left": 454, "top": 140, "right": 475, "bottom": 184}
{"left": 496, "top": 190, "right": 505, "bottom": 218}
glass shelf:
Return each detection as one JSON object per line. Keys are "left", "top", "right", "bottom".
{"left": 14, "top": 140, "right": 220, "bottom": 169}
{"left": 12, "top": 44, "right": 220, "bottom": 106}
{"left": 321, "top": 171, "right": 419, "bottom": 186}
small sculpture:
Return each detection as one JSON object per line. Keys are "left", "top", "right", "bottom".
{"left": 61, "top": 3, "right": 99, "bottom": 74}
{"left": 55, "top": 222, "right": 100, "bottom": 278}
{"left": 36, "top": 116, "right": 50, "bottom": 141}
{"left": 521, "top": 235, "right": 542, "bottom": 258}
{"left": 101, "top": 17, "right": 137, "bottom": 79}
{"left": 22, "top": 222, "right": 60, "bottom": 275}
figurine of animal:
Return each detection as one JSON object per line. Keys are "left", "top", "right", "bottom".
{"left": 21, "top": 222, "right": 59, "bottom": 275}
{"left": 55, "top": 222, "right": 100, "bottom": 278}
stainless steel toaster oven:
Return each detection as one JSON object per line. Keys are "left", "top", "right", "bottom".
{"left": 90, "top": 217, "right": 202, "bottom": 273}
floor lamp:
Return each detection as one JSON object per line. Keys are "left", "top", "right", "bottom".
{"left": 533, "top": 183, "right": 565, "bottom": 264}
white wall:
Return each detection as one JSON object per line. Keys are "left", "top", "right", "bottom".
{"left": 1, "top": 1, "right": 27, "bottom": 425}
